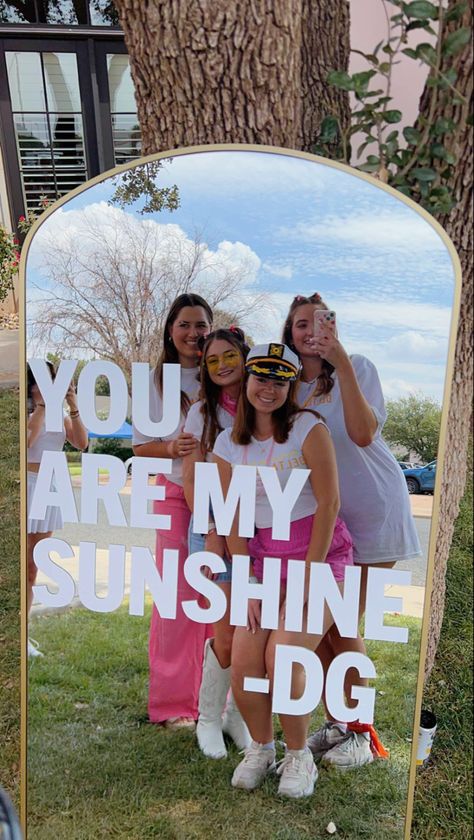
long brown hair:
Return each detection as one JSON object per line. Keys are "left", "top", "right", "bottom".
{"left": 154, "top": 293, "right": 213, "bottom": 414}
{"left": 232, "top": 376, "right": 320, "bottom": 445}
{"left": 281, "top": 293, "right": 335, "bottom": 398}
{"left": 197, "top": 327, "right": 250, "bottom": 451}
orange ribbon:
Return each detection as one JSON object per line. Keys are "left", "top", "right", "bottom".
{"left": 348, "top": 722, "right": 390, "bottom": 759}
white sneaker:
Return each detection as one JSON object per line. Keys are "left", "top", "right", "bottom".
{"left": 231, "top": 741, "right": 276, "bottom": 791}
{"left": 307, "top": 722, "right": 348, "bottom": 759}
{"left": 222, "top": 691, "right": 251, "bottom": 751}
{"left": 28, "top": 638, "right": 44, "bottom": 658}
{"left": 276, "top": 748, "right": 317, "bottom": 798}
{"left": 322, "top": 731, "right": 373, "bottom": 770}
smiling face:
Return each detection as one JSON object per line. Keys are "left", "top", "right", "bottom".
{"left": 290, "top": 302, "right": 326, "bottom": 358}
{"left": 168, "top": 305, "right": 211, "bottom": 365}
{"left": 205, "top": 338, "right": 244, "bottom": 388}
{"left": 246, "top": 374, "right": 290, "bottom": 414}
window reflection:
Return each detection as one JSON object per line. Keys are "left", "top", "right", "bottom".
{"left": 0, "top": 0, "right": 119, "bottom": 25}
{"left": 6, "top": 51, "right": 88, "bottom": 211}
{"left": 107, "top": 54, "right": 141, "bottom": 164}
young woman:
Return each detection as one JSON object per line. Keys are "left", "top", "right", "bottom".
{"left": 182, "top": 326, "right": 251, "bottom": 759}
{"left": 132, "top": 293, "right": 212, "bottom": 729}
{"left": 27, "top": 362, "right": 88, "bottom": 657}
{"left": 213, "top": 343, "right": 353, "bottom": 799}
{"left": 283, "top": 293, "right": 421, "bottom": 769}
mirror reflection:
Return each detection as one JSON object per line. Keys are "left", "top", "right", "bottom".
{"left": 25, "top": 149, "right": 455, "bottom": 839}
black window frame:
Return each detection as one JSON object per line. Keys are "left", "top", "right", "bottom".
{"left": 0, "top": 31, "right": 128, "bottom": 229}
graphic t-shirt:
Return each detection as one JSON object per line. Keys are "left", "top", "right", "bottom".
{"left": 296, "top": 354, "right": 421, "bottom": 563}
{"left": 132, "top": 366, "right": 200, "bottom": 485}
{"left": 213, "top": 411, "right": 327, "bottom": 528}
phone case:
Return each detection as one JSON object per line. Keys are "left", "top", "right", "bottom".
{"left": 313, "top": 309, "right": 336, "bottom": 336}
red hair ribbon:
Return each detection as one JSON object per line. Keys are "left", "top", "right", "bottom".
{"left": 348, "top": 722, "right": 390, "bottom": 758}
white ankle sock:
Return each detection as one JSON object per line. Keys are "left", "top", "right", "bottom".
{"left": 262, "top": 741, "right": 275, "bottom": 751}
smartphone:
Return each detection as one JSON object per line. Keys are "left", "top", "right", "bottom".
{"left": 313, "top": 309, "right": 336, "bottom": 337}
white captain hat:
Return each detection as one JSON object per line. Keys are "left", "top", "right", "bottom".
{"left": 245, "top": 343, "right": 300, "bottom": 381}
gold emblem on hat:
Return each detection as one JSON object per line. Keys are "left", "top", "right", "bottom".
{"left": 269, "top": 343, "right": 284, "bottom": 358}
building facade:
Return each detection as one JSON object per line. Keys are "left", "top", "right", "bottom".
{"left": 0, "top": 0, "right": 139, "bottom": 231}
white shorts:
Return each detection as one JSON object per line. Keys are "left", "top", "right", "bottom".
{"left": 27, "top": 470, "right": 63, "bottom": 534}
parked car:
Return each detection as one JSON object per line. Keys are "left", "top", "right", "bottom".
{"left": 403, "top": 460, "right": 437, "bottom": 494}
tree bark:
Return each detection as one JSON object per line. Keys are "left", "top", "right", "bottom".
{"left": 416, "top": 2, "right": 473, "bottom": 680}
{"left": 113, "top": 0, "right": 350, "bottom": 154}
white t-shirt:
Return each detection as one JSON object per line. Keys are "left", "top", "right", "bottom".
{"left": 132, "top": 366, "right": 200, "bottom": 485}
{"left": 184, "top": 400, "right": 234, "bottom": 460}
{"left": 296, "top": 354, "right": 421, "bottom": 563}
{"left": 213, "top": 411, "right": 326, "bottom": 529}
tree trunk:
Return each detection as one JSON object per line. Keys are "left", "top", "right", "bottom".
{"left": 113, "top": 0, "right": 350, "bottom": 154}
{"left": 416, "top": 2, "right": 473, "bottom": 680}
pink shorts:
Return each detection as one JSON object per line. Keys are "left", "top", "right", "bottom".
{"left": 250, "top": 515, "right": 353, "bottom": 584}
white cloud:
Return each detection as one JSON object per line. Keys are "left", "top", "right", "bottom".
{"left": 282, "top": 209, "right": 446, "bottom": 254}
{"left": 383, "top": 331, "right": 449, "bottom": 363}
{"left": 262, "top": 262, "right": 293, "bottom": 279}
{"left": 27, "top": 202, "right": 262, "bottom": 291}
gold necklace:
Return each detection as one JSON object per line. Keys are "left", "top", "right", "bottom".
{"left": 298, "top": 379, "right": 321, "bottom": 409}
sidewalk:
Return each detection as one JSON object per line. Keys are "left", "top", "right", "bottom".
{"left": 0, "top": 328, "right": 19, "bottom": 388}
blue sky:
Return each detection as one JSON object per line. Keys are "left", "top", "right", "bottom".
{"left": 27, "top": 149, "right": 456, "bottom": 402}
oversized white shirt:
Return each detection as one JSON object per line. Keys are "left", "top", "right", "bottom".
{"left": 213, "top": 411, "right": 326, "bottom": 529}
{"left": 296, "top": 354, "right": 421, "bottom": 563}
{"left": 132, "top": 366, "right": 200, "bottom": 485}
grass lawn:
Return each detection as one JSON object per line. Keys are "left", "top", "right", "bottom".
{"left": 0, "top": 388, "right": 20, "bottom": 802}
{"left": 68, "top": 466, "right": 109, "bottom": 476}
{"left": 27, "top": 608, "right": 420, "bottom": 839}
{"left": 411, "top": 462, "right": 473, "bottom": 839}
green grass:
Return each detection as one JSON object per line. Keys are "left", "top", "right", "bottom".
{"left": 411, "top": 462, "right": 473, "bottom": 839}
{"left": 68, "top": 465, "right": 109, "bottom": 476}
{"left": 27, "top": 608, "right": 420, "bottom": 839}
{"left": 0, "top": 389, "right": 20, "bottom": 803}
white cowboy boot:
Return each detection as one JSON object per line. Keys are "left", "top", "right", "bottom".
{"left": 222, "top": 689, "right": 251, "bottom": 750}
{"left": 196, "top": 639, "right": 230, "bottom": 759}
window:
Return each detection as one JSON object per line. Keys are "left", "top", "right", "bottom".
{"left": 107, "top": 54, "right": 141, "bottom": 165}
{"left": 0, "top": 1, "right": 119, "bottom": 26}
{"left": 6, "top": 50, "right": 88, "bottom": 210}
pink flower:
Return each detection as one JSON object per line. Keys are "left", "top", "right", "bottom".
{"left": 19, "top": 215, "right": 25, "bottom": 222}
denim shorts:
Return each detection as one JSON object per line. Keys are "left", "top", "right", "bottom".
{"left": 188, "top": 516, "right": 232, "bottom": 583}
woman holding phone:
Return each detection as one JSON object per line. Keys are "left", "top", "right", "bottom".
{"left": 282, "top": 293, "right": 421, "bottom": 769}
{"left": 132, "top": 292, "right": 213, "bottom": 729}
{"left": 27, "top": 362, "right": 88, "bottom": 656}
{"left": 213, "top": 342, "right": 354, "bottom": 798}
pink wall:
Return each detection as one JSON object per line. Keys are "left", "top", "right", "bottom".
{"left": 349, "top": 0, "right": 433, "bottom": 160}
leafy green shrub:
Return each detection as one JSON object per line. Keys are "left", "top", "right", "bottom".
{"left": 92, "top": 438, "right": 133, "bottom": 462}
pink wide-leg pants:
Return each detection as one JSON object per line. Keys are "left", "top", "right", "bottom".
{"left": 148, "top": 474, "right": 211, "bottom": 723}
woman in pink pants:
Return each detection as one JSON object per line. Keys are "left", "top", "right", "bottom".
{"left": 132, "top": 293, "right": 212, "bottom": 730}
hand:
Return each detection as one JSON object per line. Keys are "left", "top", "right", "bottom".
{"left": 247, "top": 598, "right": 261, "bottom": 634}
{"left": 65, "top": 381, "right": 78, "bottom": 410}
{"left": 168, "top": 432, "right": 198, "bottom": 458}
{"left": 309, "top": 325, "right": 349, "bottom": 369}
